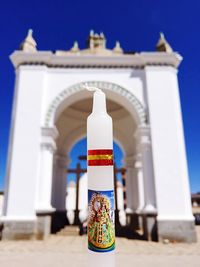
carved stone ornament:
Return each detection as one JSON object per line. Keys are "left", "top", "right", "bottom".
{"left": 156, "top": 32, "right": 173, "bottom": 53}
{"left": 135, "top": 125, "right": 151, "bottom": 151}
{"left": 19, "top": 29, "right": 37, "bottom": 52}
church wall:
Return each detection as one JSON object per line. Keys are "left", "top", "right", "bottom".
{"left": 145, "top": 66, "right": 192, "bottom": 218}
{"left": 145, "top": 66, "right": 196, "bottom": 242}
{"left": 3, "top": 66, "right": 47, "bottom": 219}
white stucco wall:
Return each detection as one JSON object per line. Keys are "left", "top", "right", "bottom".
{"left": 3, "top": 67, "right": 47, "bottom": 219}
{"left": 145, "top": 66, "right": 193, "bottom": 220}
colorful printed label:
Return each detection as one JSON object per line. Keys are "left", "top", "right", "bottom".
{"left": 88, "top": 189, "right": 115, "bottom": 252}
{"left": 87, "top": 149, "right": 113, "bottom": 166}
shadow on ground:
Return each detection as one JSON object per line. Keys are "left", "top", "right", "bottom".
{"left": 116, "top": 226, "right": 146, "bottom": 240}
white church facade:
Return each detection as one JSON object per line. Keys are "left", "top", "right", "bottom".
{"left": 0, "top": 30, "right": 196, "bottom": 242}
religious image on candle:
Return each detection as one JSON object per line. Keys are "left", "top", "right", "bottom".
{"left": 88, "top": 189, "right": 115, "bottom": 252}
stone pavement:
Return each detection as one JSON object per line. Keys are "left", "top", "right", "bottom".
{"left": 0, "top": 227, "right": 200, "bottom": 267}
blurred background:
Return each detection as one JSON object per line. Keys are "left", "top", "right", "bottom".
{"left": 0, "top": 0, "right": 199, "bottom": 194}
{"left": 0, "top": 0, "right": 200, "bottom": 244}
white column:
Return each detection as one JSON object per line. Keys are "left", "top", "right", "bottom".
{"left": 124, "top": 156, "right": 135, "bottom": 213}
{"left": 144, "top": 66, "right": 196, "bottom": 242}
{"left": 134, "top": 154, "right": 145, "bottom": 213}
{"left": 66, "top": 182, "right": 76, "bottom": 211}
{"left": 124, "top": 155, "right": 140, "bottom": 213}
{"left": 132, "top": 166, "right": 139, "bottom": 212}
{"left": 117, "top": 181, "right": 126, "bottom": 226}
{"left": 52, "top": 155, "right": 69, "bottom": 211}
{"left": 66, "top": 181, "right": 76, "bottom": 225}
{"left": 2, "top": 66, "right": 47, "bottom": 221}
{"left": 116, "top": 181, "right": 125, "bottom": 210}
{"left": 136, "top": 126, "right": 157, "bottom": 214}
{"left": 78, "top": 173, "right": 88, "bottom": 223}
{"left": 36, "top": 127, "right": 58, "bottom": 213}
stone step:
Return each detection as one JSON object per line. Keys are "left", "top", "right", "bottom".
{"left": 57, "top": 226, "right": 80, "bottom": 236}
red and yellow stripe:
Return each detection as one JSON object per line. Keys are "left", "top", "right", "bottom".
{"left": 88, "top": 149, "right": 113, "bottom": 166}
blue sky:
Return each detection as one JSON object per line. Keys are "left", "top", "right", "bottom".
{"left": 0, "top": 0, "right": 199, "bottom": 192}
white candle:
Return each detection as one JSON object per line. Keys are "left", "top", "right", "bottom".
{"left": 84, "top": 85, "right": 115, "bottom": 253}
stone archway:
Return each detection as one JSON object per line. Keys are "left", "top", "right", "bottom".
{"left": 47, "top": 81, "right": 150, "bottom": 234}
{"left": 44, "top": 81, "right": 147, "bottom": 127}
{"left": 3, "top": 34, "right": 195, "bottom": 242}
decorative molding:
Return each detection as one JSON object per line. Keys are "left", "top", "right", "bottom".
{"left": 41, "top": 127, "right": 58, "bottom": 153}
{"left": 44, "top": 81, "right": 147, "bottom": 127}
{"left": 142, "top": 204, "right": 157, "bottom": 214}
{"left": 10, "top": 51, "right": 182, "bottom": 69}
{"left": 41, "top": 127, "right": 59, "bottom": 139}
{"left": 36, "top": 206, "right": 55, "bottom": 214}
{"left": 41, "top": 141, "right": 57, "bottom": 153}
{"left": 135, "top": 125, "right": 152, "bottom": 151}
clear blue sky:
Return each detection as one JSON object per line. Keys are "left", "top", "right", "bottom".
{"left": 0, "top": 0, "right": 199, "bottom": 192}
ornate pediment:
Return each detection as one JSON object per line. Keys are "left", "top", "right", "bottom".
{"left": 56, "top": 30, "right": 124, "bottom": 56}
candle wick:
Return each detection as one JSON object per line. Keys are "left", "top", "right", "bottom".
{"left": 82, "top": 83, "right": 102, "bottom": 92}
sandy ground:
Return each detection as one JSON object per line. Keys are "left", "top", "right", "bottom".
{"left": 0, "top": 227, "right": 200, "bottom": 267}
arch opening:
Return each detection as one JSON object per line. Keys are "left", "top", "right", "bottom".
{"left": 50, "top": 85, "right": 146, "bottom": 238}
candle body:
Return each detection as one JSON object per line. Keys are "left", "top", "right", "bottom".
{"left": 87, "top": 92, "right": 115, "bottom": 253}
